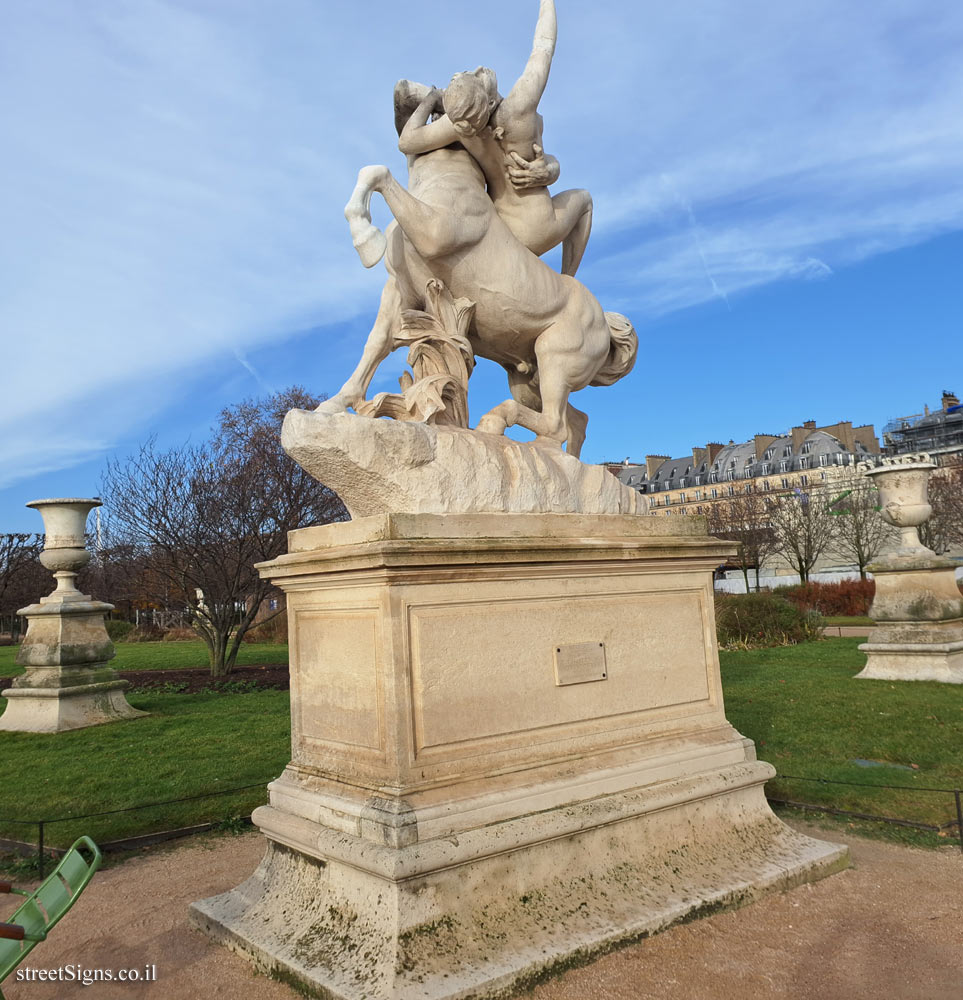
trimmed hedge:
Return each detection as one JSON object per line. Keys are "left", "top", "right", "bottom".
{"left": 715, "top": 592, "right": 823, "bottom": 649}
{"left": 104, "top": 619, "right": 134, "bottom": 642}
{"left": 780, "top": 579, "right": 876, "bottom": 617}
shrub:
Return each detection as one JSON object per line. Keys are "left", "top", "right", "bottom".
{"left": 780, "top": 579, "right": 875, "bottom": 617}
{"left": 241, "top": 614, "right": 288, "bottom": 644}
{"left": 125, "top": 623, "right": 165, "bottom": 642}
{"left": 162, "top": 626, "right": 199, "bottom": 642}
{"left": 715, "top": 593, "right": 823, "bottom": 649}
{"left": 104, "top": 619, "right": 134, "bottom": 642}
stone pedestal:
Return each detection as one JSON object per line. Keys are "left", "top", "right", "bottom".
{"left": 857, "top": 552, "right": 963, "bottom": 683}
{"left": 0, "top": 593, "right": 146, "bottom": 732}
{"left": 191, "top": 514, "right": 847, "bottom": 999}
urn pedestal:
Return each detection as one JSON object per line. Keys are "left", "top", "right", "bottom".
{"left": 0, "top": 499, "right": 146, "bottom": 733}
{"left": 855, "top": 460, "right": 963, "bottom": 683}
{"left": 191, "top": 513, "right": 847, "bottom": 999}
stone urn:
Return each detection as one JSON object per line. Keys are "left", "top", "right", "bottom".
{"left": 861, "top": 456, "right": 936, "bottom": 553}
{"left": 856, "top": 456, "right": 963, "bottom": 683}
{"left": 0, "top": 497, "right": 147, "bottom": 732}
{"left": 28, "top": 498, "right": 101, "bottom": 597}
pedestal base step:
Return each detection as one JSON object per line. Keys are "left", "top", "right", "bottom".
{"left": 857, "top": 640, "right": 963, "bottom": 684}
{"left": 0, "top": 680, "right": 147, "bottom": 733}
{"left": 190, "top": 771, "right": 847, "bottom": 1000}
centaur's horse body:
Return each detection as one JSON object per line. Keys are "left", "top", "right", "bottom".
{"left": 326, "top": 145, "right": 636, "bottom": 456}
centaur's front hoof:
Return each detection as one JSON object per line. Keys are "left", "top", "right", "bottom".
{"left": 315, "top": 396, "right": 352, "bottom": 416}
{"left": 349, "top": 222, "right": 387, "bottom": 268}
{"left": 476, "top": 413, "right": 508, "bottom": 436}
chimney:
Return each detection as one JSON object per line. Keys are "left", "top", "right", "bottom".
{"left": 818, "top": 420, "right": 854, "bottom": 452}
{"left": 753, "top": 434, "right": 778, "bottom": 460}
{"left": 646, "top": 454, "right": 670, "bottom": 478}
{"left": 943, "top": 390, "right": 960, "bottom": 412}
{"left": 705, "top": 442, "right": 725, "bottom": 464}
{"left": 853, "top": 424, "right": 880, "bottom": 453}
{"left": 692, "top": 446, "right": 707, "bottom": 467}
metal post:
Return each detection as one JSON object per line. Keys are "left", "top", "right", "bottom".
{"left": 955, "top": 791, "right": 963, "bottom": 855}
{"left": 38, "top": 822, "right": 45, "bottom": 879}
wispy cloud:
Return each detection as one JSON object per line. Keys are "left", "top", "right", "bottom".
{"left": 2, "top": 0, "right": 962, "bottom": 490}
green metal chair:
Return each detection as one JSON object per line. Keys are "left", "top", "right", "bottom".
{"left": 0, "top": 837, "right": 101, "bottom": 999}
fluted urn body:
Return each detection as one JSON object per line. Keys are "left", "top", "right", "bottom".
{"left": 27, "top": 498, "right": 101, "bottom": 595}
{"left": 861, "top": 458, "right": 936, "bottom": 552}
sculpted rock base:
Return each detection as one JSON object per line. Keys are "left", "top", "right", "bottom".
{"left": 281, "top": 409, "right": 645, "bottom": 518}
{"left": 190, "top": 514, "right": 847, "bottom": 999}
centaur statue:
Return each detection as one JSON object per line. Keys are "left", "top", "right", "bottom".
{"left": 322, "top": 0, "right": 636, "bottom": 457}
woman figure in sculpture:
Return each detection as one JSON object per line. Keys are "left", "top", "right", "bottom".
{"left": 397, "top": 0, "right": 592, "bottom": 277}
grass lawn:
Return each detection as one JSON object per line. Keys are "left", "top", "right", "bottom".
{"left": 0, "top": 641, "right": 288, "bottom": 679}
{"left": 0, "top": 688, "right": 291, "bottom": 850}
{"left": 721, "top": 637, "right": 963, "bottom": 840}
{"left": 1, "top": 637, "right": 959, "bottom": 860}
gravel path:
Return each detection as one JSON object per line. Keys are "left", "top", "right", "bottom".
{"left": 2, "top": 821, "right": 960, "bottom": 999}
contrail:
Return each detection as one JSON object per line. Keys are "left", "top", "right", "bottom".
{"left": 233, "top": 349, "right": 273, "bottom": 393}
{"left": 661, "top": 175, "right": 731, "bottom": 311}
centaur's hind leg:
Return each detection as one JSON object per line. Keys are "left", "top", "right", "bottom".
{"left": 503, "top": 368, "right": 589, "bottom": 457}
{"left": 316, "top": 276, "right": 403, "bottom": 415}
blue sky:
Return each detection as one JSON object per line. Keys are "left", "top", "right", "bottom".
{"left": 2, "top": 0, "right": 962, "bottom": 532}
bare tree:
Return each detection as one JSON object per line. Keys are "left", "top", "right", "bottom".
{"left": 922, "top": 458, "right": 963, "bottom": 553}
{"left": 705, "top": 493, "right": 777, "bottom": 592}
{"left": 102, "top": 387, "right": 347, "bottom": 675}
{"left": 827, "top": 482, "right": 895, "bottom": 579}
{"left": 768, "top": 489, "right": 837, "bottom": 584}
{"left": 0, "top": 533, "right": 45, "bottom": 637}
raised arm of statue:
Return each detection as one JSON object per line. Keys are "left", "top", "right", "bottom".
{"left": 505, "top": 0, "right": 557, "bottom": 113}
{"left": 398, "top": 89, "right": 459, "bottom": 156}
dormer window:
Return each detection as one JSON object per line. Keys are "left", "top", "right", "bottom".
{"left": 764, "top": 448, "right": 774, "bottom": 461}
{"left": 783, "top": 445, "right": 792, "bottom": 457}
{"left": 801, "top": 441, "right": 812, "bottom": 454}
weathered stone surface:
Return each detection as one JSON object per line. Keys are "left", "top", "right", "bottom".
{"left": 192, "top": 515, "right": 847, "bottom": 999}
{"left": 856, "top": 457, "right": 963, "bottom": 683}
{"left": 0, "top": 497, "right": 146, "bottom": 732}
{"left": 282, "top": 409, "right": 646, "bottom": 518}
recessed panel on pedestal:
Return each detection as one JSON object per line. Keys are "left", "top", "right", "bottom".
{"left": 294, "top": 608, "right": 384, "bottom": 755}
{"left": 407, "top": 587, "right": 713, "bottom": 757}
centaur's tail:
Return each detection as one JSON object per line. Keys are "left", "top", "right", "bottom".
{"left": 590, "top": 312, "right": 637, "bottom": 386}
